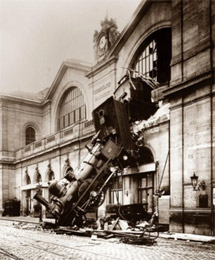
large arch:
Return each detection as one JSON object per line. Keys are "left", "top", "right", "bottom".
{"left": 130, "top": 28, "right": 171, "bottom": 84}
{"left": 57, "top": 87, "right": 86, "bottom": 130}
{"left": 120, "top": 23, "right": 172, "bottom": 80}
{"left": 53, "top": 81, "right": 90, "bottom": 132}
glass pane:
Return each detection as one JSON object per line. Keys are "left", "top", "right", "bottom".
{"left": 81, "top": 106, "right": 86, "bottom": 120}
{"left": 132, "top": 39, "right": 158, "bottom": 80}
{"left": 147, "top": 189, "right": 153, "bottom": 211}
{"left": 60, "top": 117, "right": 64, "bottom": 129}
{"left": 75, "top": 109, "right": 80, "bottom": 122}
{"left": 149, "top": 55, "right": 153, "bottom": 71}
{"left": 58, "top": 87, "right": 86, "bottom": 130}
{"left": 140, "top": 190, "right": 147, "bottom": 204}
{"left": 118, "top": 190, "right": 123, "bottom": 204}
{"left": 26, "top": 127, "right": 35, "bottom": 145}
{"left": 64, "top": 114, "right": 69, "bottom": 127}
{"left": 113, "top": 190, "right": 122, "bottom": 204}
{"left": 70, "top": 112, "right": 75, "bottom": 124}
{"left": 146, "top": 46, "right": 149, "bottom": 56}
{"left": 145, "top": 57, "right": 148, "bottom": 73}
{"left": 139, "top": 178, "right": 146, "bottom": 188}
{"left": 147, "top": 174, "right": 153, "bottom": 187}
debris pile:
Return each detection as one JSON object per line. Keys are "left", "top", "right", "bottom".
{"left": 13, "top": 221, "right": 42, "bottom": 231}
{"left": 132, "top": 102, "right": 170, "bottom": 132}
{"left": 40, "top": 209, "right": 160, "bottom": 246}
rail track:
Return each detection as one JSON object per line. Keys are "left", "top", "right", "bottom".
{"left": 0, "top": 220, "right": 215, "bottom": 260}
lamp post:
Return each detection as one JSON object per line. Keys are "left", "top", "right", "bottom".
{"left": 190, "top": 172, "right": 206, "bottom": 191}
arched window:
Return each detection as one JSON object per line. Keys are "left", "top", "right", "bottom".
{"left": 58, "top": 87, "right": 86, "bottom": 130}
{"left": 138, "top": 147, "right": 154, "bottom": 164}
{"left": 36, "top": 173, "right": 42, "bottom": 183}
{"left": 26, "top": 174, "right": 31, "bottom": 185}
{"left": 132, "top": 28, "right": 171, "bottom": 84}
{"left": 26, "top": 127, "right": 35, "bottom": 145}
{"left": 48, "top": 171, "right": 55, "bottom": 181}
{"left": 34, "top": 167, "right": 42, "bottom": 184}
{"left": 133, "top": 39, "right": 157, "bottom": 80}
{"left": 24, "top": 169, "right": 31, "bottom": 185}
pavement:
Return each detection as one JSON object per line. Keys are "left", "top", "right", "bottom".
{"left": 0, "top": 215, "right": 215, "bottom": 243}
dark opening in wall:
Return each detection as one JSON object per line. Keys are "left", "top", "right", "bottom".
{"left": 131, "top": 28, "right": 172, "bottom": 85}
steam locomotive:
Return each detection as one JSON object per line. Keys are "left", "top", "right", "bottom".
{"left": 34, "top": 76, "right": 157, "bottom": 227}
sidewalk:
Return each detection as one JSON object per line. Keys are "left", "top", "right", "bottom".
{"left": 0, "top": 216, "right": 215, "bottom": 243}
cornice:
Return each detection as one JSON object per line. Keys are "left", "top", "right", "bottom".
{"left": 163, "top": 70, "right": 214, "bottom": 97}
{"left": 0, "top": 94, "right": 42, "bottom": 107}
{"left": 13, "top": 130, "right": 95, "bottom": 165}
{"left": 43, "top": 59, "right": 91, "bottom": 103}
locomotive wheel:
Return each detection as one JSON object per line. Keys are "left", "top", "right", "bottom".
{"left": 88, "top": 190, "right": 105, "bottom": 207}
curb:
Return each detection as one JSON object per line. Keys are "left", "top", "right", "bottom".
{"left": 1, "top": 217, "right": 215, "bottom": 243}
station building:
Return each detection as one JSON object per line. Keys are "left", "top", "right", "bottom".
{"left": 0, "top": 0, "right": 214, "bottom": 236}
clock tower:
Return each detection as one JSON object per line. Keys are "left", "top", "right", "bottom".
{"left": 94, "top": 17, "right": 120, "bottom": 63}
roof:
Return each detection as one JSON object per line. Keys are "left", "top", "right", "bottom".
{"left": 0, "top": 59, "right": 91, "bottom": 104}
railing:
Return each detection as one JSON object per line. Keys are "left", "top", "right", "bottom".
{"left": 16, "top": 120, "right": 95, "bottom": 160}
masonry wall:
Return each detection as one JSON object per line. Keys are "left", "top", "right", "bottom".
{"left": 14, "top": 132, "right": 93, "bottom": 215}
{"left": 167, "top": 0, "right": 215, "bottom": 235}
{"left": 144, "top": 120, "right": 170, "bottom": 192}
{"left": 116, "top": 1, "right": 172, "bottom": 80}
{"left": 1, "top": 99, "right": 43, "bottom": 152}
{"left": 50, "top": 67, "right": 92, "bottom": 133}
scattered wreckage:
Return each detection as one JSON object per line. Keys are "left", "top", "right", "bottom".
{"left": 34, "top": 75, "right": 165, "bottom": 245}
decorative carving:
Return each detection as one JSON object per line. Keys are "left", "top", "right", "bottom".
{"left": 94, "top": 17, "right": 120, "bottom": 62}
{"left": 65, "top": 158, "right": 70, "bottom": 166}
{"left": 62, "top": 158, "right": 74, "bottom": 177}
{"left": 47, "top": 163, "right": 51, "bottom": 170}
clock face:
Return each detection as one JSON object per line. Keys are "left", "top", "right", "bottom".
{"left": 99, "top": 35, "right": 106, "bottom": 50}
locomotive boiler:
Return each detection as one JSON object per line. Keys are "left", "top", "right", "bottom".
{"left": 34, "top": 75, "right": 157, "bottom": 227}
{"left": 34, "top": 137, "right": 123, "bottom": 226}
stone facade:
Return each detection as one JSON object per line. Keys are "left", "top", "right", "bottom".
{"left": 164, "top": 0, "right": 215, "bottom": 235}
{"left": 0, "top": 60, "right": 93, "bottom": 216}
{"left": 0, "top": 0, "right": 214, "bottom": 235}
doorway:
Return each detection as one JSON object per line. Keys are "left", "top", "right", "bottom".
{"left": 137, "top": 172, "right": 154, "bottom": 213}
{"left": 25, "top": 190, "right": 31, "bottom": 216}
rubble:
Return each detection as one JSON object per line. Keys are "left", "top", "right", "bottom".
{"left": 39, "top": 212, "right": 160, "bottom": 246}
{"left": 13, "top": 222, "right": 42, "bottom": 231}
{"left": 132, "top": 102, "right": 170, "bottom": 132}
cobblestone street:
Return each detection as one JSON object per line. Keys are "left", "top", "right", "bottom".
{"left": 0, "top": 220, "right": 215, "bottom": 260}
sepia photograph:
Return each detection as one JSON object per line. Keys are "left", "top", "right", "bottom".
{"left": 0, "top": 0, "right": 215, "bottom": 259}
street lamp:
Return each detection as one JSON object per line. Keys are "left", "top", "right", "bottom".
{"left": 190, "top": 172, "right": 206, "bottom": 191}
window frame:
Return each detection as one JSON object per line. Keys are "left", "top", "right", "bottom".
{"left": 131, "top": 28, "right": 171, "bottom": 85}
{"left": 109, "top": 176, "right": 123, "bottom": 205}
{"left": 137, "top": 173, "right": 154, "bottom": 212}
{"left": 58, "top": 87, "right": 86, "bottom": 130}
{"left": 25, "top": 126, "right": 36, "bottom": 145}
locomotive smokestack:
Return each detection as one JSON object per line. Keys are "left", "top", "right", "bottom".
{"left": 34, "top": 193, "right": 52, "bottom": 211}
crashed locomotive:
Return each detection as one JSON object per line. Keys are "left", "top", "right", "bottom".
{"left": 34, "top": 75, "right": 157, "bottom": 227}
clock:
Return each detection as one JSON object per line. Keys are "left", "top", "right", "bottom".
{"left": 99, "top": 35, "right": 107, "bottom": 50}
